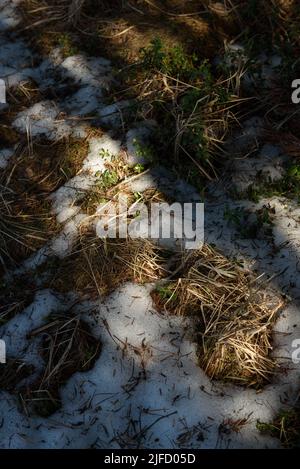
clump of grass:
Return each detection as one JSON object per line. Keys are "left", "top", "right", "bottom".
{"left": 9, "top": 79, "right": 41, "bottom": 106}
{"left": 22, "top": 310, "right": 101, "bottom": 416}
{"left": 257, "top": 406, "right": 300, "bottom": 448}
{"left": 0, "top": 358, "right": 34, "bottom": 393}
{"left": 0, "top": 275, "right": 35, "bottom": 325}
{"left": 0, "top": 124, "right": 19, "bottom": 147}
{"left": 47, "top": 230, "right": 170, "bottom": 298}
{"left": 128, "top": 37, "right": 243, "bottom": 185}
{"left": 151, "top": 244, "right": 283, "bottom": 388}
{"left": 219, "top": 416, "right": 250, "bottom": 436}
{"left": 0, "top": 79, "right": 42, "bottom": 148}
{"left": 0, "top": 186, "right": 57, "bottom": 272}
{"left": 57, "top": 32, "right": 79, "bottom": 57}
{"left": 277, "top": 133, "right": 300, "bottom": 159}
{"left": 8, "top": 137, "right": 90, "bottom": 195}
{"left": 0, "top": 135, "right": 92, "bottom": 270}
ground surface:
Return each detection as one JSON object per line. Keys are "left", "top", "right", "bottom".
{"left": 0, "top": 0, "right": 300, "bottom": 449}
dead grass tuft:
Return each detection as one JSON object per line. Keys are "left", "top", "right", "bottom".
{"left": 22, "top": 310, "right": 101, "bottom": 416}
{"left": 0, "top": 275, "right": 35, "bottom": 325}
{"left": 0, "top": 80, "right": 42, "bottom": 149}
{"left": 0, "top": 358, "right": 34, "bottom": 393}
{"left": 47, "top": 230, "right": 170, "bottom": 297}
{"left": 0, "top": 185, "right": 57, "bottom": 272}
{"left": 152, "top": 244, "right": 284, "bottom": 388}
{"left": 0, "top": 132, "right": 95, "bottom": 272}
{"left": 7, "top": 137, "right": 90, "bottom": 195}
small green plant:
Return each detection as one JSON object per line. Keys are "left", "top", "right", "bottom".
{"left": 97, "top": 169, "right": 119, "bottom": 189}
{"left": 99, "top": 149, "right": 113, "bottom": 159}
{"left": 140, "top": 37, "right": 199, "bottom": 81}
{"left": 130, "top": 36, "right": 237, "bottom": 184}
{"left": 287, "top": 164, "right": 300, "bottom": 179}
{"left": 156, "top": 284, "right": 177, "bottom": 301}
{"left": 141, "top": 38, "right": 215, "bottom": 94}
{"left": 224, "top": 206, "right": 243, "bottom": 225}
{"left": 132, "top": 138, "right": 154, "bottom": 162}
{"left": 133, "top": 191, "right": 143, "bottom": 201}
{"left": 224, "top": 206, "right": 273, "bottom": 239}
{"left": 243, "top": 164, "right": 300, "bottom": 202}
{"left": 57, "top": 33, "right": 78, "bottom": 57}
{"left": 231, "top": 163, "right": 300, "bottom": 203}
{"left": 133, "top": 163, "right": 145, "bottom": 174}
{"left": 257, "top": 408, "right": 300, "bottom": 448}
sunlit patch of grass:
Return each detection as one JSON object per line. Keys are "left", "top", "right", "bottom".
{"left": 44, "top": 229, "right": 170, "bottom": 298}
{"left": 80, "top": 153, "right": 149, "bottom": 215}
{"left": 151, "top": 244, "right": 283, "bottom": 388}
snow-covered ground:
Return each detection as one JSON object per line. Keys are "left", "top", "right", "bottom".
{"left": 0, "top": 0, "right": 300, "bottom": 449}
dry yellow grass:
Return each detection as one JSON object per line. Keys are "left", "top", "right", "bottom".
{"left": 152, "top": 245, "right": 284, "bottom": 388}
{"left": 0, "top": 186, "right": 58, "bottom": 272}
{"left": 48, "top": 229, "right": 170, "bottom": 297}
{"left": 19, "top": 311, "right": 101, "bottom": 416}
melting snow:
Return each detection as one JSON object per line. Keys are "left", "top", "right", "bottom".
{"left": 1, "top": 0, "right": 300, "bottom": 450}
{"left": 0, "top": 283, "right": 299, "bottom": 448}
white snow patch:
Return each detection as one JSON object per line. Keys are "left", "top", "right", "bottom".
{"left": 0, "top": 37, "right": 33, "bottom": 87}
{"left": 63, "top": 85, "right": 102, "bottom": 116}
{"left": 0, "top": 0, "right": 22, "bottom": 31}
{"left": 229, "top": 143, "right": 286, "bottom": 192}
{"left": 126, "top": 123, "right": 155, "bottom": 166}
{"left": 98, "top": 100, "right": 131, "bottom": 127}
{"left": 0, "top": 283, "right": 299, "bottom": 448}
{"left": 13, "top": 101, "right": 71, "bottom": 139}
{"left": 60, "top": 55, "right": 111, "bottom": 88}
{"left": 83, "top": 135, "right": 121, "bottom": 172}
{"left": 0, "top": 147, "right": 14, "bottom": 169}
{"left": 50, "top": 214, "right": 86, "bottom": 257}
